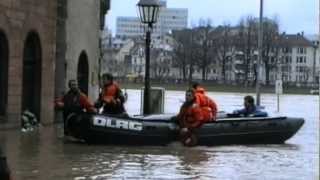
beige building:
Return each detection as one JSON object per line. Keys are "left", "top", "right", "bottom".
{"left": 270, "top": 34, "right": 316, "bottom": 86}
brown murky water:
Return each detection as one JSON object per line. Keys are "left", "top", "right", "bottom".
{"left": 0, "top": 92, "right": 319, "bottom": 180}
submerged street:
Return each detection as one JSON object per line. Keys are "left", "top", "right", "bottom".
{"left": 0, "top": 90, "right": 319, "bottom": 180}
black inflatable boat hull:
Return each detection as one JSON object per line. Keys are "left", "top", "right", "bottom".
{"left": 66, "top": 113, "right": 304, "bottom": 146}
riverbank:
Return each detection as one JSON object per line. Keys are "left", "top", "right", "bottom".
{"left": 120, "top": 82, "right": 317, "bottom": 95}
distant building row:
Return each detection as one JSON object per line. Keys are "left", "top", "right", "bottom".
{"left": 102, "top": 31, "right": 319, "bottom": 87}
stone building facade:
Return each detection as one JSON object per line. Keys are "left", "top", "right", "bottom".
{"left": 0, "top": 0, "right": 57, "bottom": 127}
{"left": 55, "top": 0, "right": 105, "bottom": 102}
{"left": 0, "top": 0, "right": 109, "bottom": 127}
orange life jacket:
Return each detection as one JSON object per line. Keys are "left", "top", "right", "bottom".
{"left": 102, "top": 82, "right": 120, "bottom": 104}
{"left": 194, "top": 90, "right": 218, "bottom": 121}
{"left": 178, "top": 103, "right": 204, "bottom": 129}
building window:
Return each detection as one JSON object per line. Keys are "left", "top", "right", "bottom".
{"left": 297, "top": 47, "right": 306, "bottom": 54}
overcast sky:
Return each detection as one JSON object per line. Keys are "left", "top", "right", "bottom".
{"left": 106, "top": 0, "right": 319, "bottom": 36}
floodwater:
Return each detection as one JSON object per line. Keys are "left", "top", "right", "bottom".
{"left": 0, "top": 90, "right": 319, "bottom": 180}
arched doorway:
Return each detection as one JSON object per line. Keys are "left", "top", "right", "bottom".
{"left": 0, "top": 31, "right": 8, "bottom": 117}
{"left": 22, "top": 32, "right": 42, "bottom": 119}
{"left": 77, "top": 51, "right": 89, "bottom": 95}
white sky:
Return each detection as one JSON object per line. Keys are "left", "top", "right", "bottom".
{"left": 106, "top": 0, "right": 319, "bottom": 36}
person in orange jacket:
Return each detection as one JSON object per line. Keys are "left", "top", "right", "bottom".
{"left": 55, "top": 79, "right": 96, "bottom": 135}
{"left": 177, "top": 89, "right": 213, "bottom": 146}
{"left": 95, "top": 73, "right": 127, "bottom": 115}
{"left": 192, "top": 82, "right": 218, "bottom": 121}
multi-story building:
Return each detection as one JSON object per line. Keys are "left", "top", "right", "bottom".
{"left": 116, "top": 0, "right": 188, "bottom": 38}
{"left": 227, "top": 33, "right": 316, "bottom": 86}
{"left": 102, "top": 34, "right": 176, "bottom": 81}
{"left": 305, "top": 34, "right": 320, "bottom": 85}
{"left": 102, "top": 38, "right": 136, "bottom": 77}
{"left": 274, "top": 33, "right": 315, "bottom": 86}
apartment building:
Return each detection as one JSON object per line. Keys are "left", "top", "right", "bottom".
{"left": 271, "top": 34, "right": 316, "bottom": 86}
{"left": 116, "top": 1, "right": 188, "bottom": 38}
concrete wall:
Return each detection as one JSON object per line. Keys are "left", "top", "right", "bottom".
{"left": 65, "top": 0, "right": 101, "bottom": 100}
{"left": 0, "top": 0, "right": 56, "bottom": 126}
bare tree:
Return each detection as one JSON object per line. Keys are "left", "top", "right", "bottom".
{"left": 234, "top": 16, "right": 258, "bottom": 85}
{"left": 172, "top": 30, "right": 188, "bottom": 81}
{"left": 150, "top": 49, "right": 171, "bottom": 81}
{"left": 213, "top": 24, "right": 235, "bottom": 83}
{"left": 261, "top": 17, "right": 280, "bottom": 85}
{"left": 193, "top": 20, "right": 214, "bottom": 81}
{"left": 172, "top": 29, "right": 197, "bottom": 82}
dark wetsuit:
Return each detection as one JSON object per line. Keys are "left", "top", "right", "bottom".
{"left": 61, "top": 90, "right": 95, "bottom": 134}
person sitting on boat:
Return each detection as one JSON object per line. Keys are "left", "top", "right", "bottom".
{"left": 192, "top": 82, "right": 218, "bottom": 121}
{"left": 232, "top": 95, "right": 268, "bottom": 117}
{"left": 95, "top": 73, "right": 127, "bottom": 116}
{"left": 177, "top": 89, "right": 216, "bottom": 146}
{"left": 55, "top": 79, "right": 97, "bottom": 135}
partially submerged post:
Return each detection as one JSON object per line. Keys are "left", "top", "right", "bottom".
{"left": 275, "top": 79, "right": 283, "bottom": 112}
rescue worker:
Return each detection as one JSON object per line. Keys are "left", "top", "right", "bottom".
{"left": 95, "top": 73, "right": 127, "bottom": 115}
{"left": 232, "top": 95, "right": 268, "bottom": 117}
{"left": 177, "top": 89, "right": 215, "bottom": 146}
{"left": 192, "top": 82, "right": 218, "bottom": 121}
{"left": 55, "top": 79, "right": 96, "bottom": 135}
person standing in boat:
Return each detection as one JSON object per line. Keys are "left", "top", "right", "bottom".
{"left": 95, "top": 73, "right": 127, "bottom": 115}
{"left": 55, "top": 79, "right": 97, "bottom": 135}
{"left": 177, "top": 89, "right": 216, "bottom": 146}
{"left": 233, "top": 95, "right": 268, "bottom": 117}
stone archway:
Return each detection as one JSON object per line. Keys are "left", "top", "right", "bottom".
{"left": 77, "top": 51, "right": 89, "bottom": 95}
{"left": 0, "top": 31, "right": 8, "bottom": 117}
{"left": 22, "top": 31, "right": 42, "bottom": 119}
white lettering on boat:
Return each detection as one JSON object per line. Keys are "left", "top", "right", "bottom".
{"left": 93, "top": 116, "right": 143, "bottom": 131}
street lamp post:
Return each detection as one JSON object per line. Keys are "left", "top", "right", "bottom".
{"left": 256, "top": 0, "right": 264, "bottom": 106}
{"left": 137, "top": 0, "right": 160, "bottom": 115}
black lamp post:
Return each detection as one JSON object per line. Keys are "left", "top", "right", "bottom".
{"left": 137, "top": 0, "right": 160, "bottom": 115}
